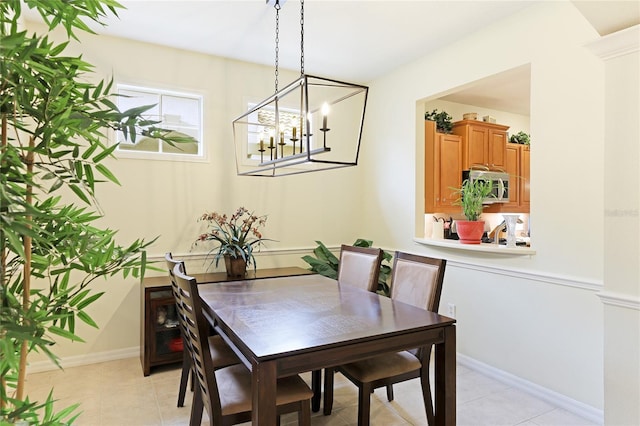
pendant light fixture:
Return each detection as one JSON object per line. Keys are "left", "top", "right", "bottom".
{"left": 232, "top": 0, "right": 369, "bottom": 176}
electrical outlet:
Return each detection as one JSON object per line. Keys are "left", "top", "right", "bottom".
{"left": 447, "top": 303, "right": 456, "bottom": 318}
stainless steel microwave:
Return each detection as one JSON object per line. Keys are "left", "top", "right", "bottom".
{"left": 462, "top": 170, "right": 510, "bottom": 204}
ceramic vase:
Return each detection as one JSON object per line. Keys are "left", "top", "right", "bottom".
{"left": 502, "top": 214, "right": 520, "bottom": 248}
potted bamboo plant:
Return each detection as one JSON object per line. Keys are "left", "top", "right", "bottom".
{"left": 454, "top": 178, "right": 494, "bottom": 244}
{"left": 1, "top": 2, "right": 191, "bottom": 423}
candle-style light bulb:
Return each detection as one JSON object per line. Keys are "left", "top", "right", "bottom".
{"left": 291, "top": 117, "right": 297, "bottom": 139}
{"left": 321, "top": 103, "right": 330, "bottom": 129}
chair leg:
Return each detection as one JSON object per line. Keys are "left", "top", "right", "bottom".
{"left": 298, "top": 399, "right": 311, "bottom": 426}
{"left": 178, "top": 350, "right": 191, "bottom": 407}
{"left": 311, "top": 369, "right": 321, "bottom": 412}
{"left": 323, "top": 367, "right": 335, "bottom": 416}
{"left": 357, "top": 383, "right": 372, "bottom": 426}
{"left": 189, "top": 385, "right": 204, "bottom": 426}
{"left": 422, "top": 377, "right": 435, "bottom": 426}
{"left": 386, "top": 384, "right": 394, "bottom": 401}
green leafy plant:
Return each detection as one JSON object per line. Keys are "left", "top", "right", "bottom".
{"left": 453, "top": 179, "right": 494, "bottom": 221}
{"left": 301, "top": 239, "right": 392, "bottom": 296}
{"left": 194, "top": 207, "right": 271, "bottom": 271}
{"left": 509, "top": 131, "right": 531, "bottom": 145}
{"left": 424, "top": 109, "right": 453, "bottom": 134}
{"left": 0, "top": 1, "right": 187, "bottom": 423}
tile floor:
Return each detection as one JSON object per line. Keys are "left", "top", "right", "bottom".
{"left": 25, "top": 357, "right": 598, "bottom": 425}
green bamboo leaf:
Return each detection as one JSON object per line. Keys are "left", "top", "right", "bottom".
{"left": 69, "top": 289, "right": 90, "bottom": 307}
{"left": 74, "top": 160, "right": 83, "bottom": 180}
{"left": 76, "top": 292, "right": 104, "bottom": 310}
{"left": 92, "top": 143, "right": 118, "bottom": 162}
{"left": 84, "top": 164, "right": 95, "bottom": 189}
{"left": 68, "top": 184, "right": 90, "bottom": 204}
{"left": 77, "top": 310, "right": 99, "bottom": 328}
{"left": 81, "top": 142, "right": 99, "bottom": 159}
{"left": 48, "top": 326, "right": 84, "bottom": 342}
{"left": 95, "top": 163, "right": 120, "bottom": 185}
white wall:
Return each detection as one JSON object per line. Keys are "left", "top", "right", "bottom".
{"left": 361, "top": 1, "right": 605, "bottom": 414}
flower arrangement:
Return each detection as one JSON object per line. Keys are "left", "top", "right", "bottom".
{"left": 195, "top": 207, "right": 270, "bottom": 271}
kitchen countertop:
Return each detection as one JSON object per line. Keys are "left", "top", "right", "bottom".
{"left": 414, "top": 237, "right": 536, "bottom": 255}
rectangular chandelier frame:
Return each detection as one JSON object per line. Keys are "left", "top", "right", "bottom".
{"left": 232, "top": 74, "right": 369, "bottom": 177}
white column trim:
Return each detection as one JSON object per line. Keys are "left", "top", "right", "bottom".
{"left": 586, "top": 24, "right": 640, "bottom": 60}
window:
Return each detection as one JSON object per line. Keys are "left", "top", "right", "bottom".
{"left": 115, "top": 85, "right": 204, "bottom": 160}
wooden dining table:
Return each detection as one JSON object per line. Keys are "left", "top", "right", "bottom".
{"left": 198, "top": 273, "right": 456, "bottom": 426}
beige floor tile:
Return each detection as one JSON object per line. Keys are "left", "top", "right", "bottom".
{"left": 529, "top": 408, "right": 599, "bottom": 426}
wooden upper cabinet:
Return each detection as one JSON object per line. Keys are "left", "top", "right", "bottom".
{"left": 452, "top": 120, "right": 509, "bottom": 170}
{"left": 425, "top": 120, "right": 462, "bottom": 213}
{"left": 501, "top": 143, "right": 530, "bottom": 213}
{"left": 503, "top": 143, "right": 521, "bottom": 209}
{"left": 520, "top": 146, "right": 530, "bottom": 209}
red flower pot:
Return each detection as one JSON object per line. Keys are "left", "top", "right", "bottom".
{"left": 456, "top": 220, "right": 485, "bottom": 244}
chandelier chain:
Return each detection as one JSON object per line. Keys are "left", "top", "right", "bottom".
{"left": 274, "top": 0, "right": 281, "bottom": 93}
{"left": 300, "top": 0, "right": 304, "bottom": 75}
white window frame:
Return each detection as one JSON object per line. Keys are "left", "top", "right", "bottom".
{"left": 114, "top": 84, "right": 205, "bottom": 162}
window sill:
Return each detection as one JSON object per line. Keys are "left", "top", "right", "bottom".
{"left": 414, "top": 237, "right": 536, "bottom": 255}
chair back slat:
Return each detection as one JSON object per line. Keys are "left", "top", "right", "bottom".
{"left": 337, "top": 244, "right": 383, "bottom": 292}
{"left": 165, "top": 253, "right": 190, "bottom": 344}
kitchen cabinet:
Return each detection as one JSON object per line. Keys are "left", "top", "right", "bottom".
{"left": 451, "top": 120, "right": 509, "bottom": 170}
{"left": 502, "top": 142, "right": 530, "bottom": 212}
{"left": 520, "top": 145, "right": 530, "bottom": 210}
{"left": 424, "top": 120, "right": 462, "bottom": 213}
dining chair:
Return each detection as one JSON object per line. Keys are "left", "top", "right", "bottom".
{"left": 172, "top": 263, "right": 314, "bottom": 426}
{"left": 310, "top": 244, "right": 384, "bottom": 411}
{"left": 164, "top": 253, "right": 239, "bottom": 408}
{"left": 337, "top": 244, "right": 383, "bottom": 292}
{"left": 323, "top": 251, "right": 447, "bottom": 426}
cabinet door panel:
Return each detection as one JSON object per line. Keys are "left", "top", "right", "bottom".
{"left": 437, "top": 134, "right": 462, "bottom": 207}
{"left": 489, "top": 129, "right": 507, "bottom": 169}
{"left": 503, "top": 143, "right": 520, "bottom": 208}
{"left": 467, "top": 126, "right": 488, "bottom": 168}
{"left": 520, "top": 147, "right": 530, "bottom": 206}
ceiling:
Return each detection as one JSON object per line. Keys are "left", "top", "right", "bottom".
{"left": 24, "top": 1, "right": 639, "bottom": 116}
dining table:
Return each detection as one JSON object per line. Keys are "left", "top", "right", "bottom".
{"left": 198, "top": 273, "right": 456, "bottom": 426}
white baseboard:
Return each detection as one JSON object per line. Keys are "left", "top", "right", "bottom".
{"left": 27, "top": 346, "right": 140, "bottom": 374}
{"left": 457, "top": 353, "right": 604, "bottom": 425}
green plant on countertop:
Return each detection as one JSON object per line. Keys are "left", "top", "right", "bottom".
{"left": 453, "top": 179, "right": 494, "bottom": 221}
{"left": 509, "top": 131, "right": 531, "bottom": 145}
{"left": 424, "top": 109, "right": 453, "bottom": 134}
{"left": 301, "top": 239, "right": 392, "bottom": 297}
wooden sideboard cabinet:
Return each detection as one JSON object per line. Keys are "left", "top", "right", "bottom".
{"left": 451, "top": 119, "right": 509, "bottom": 171}
{"left": 425, "top": 120, "right": 463, "bottom": 213}
{"left": 140, "top": 266, "right": 313, "bottom": 376}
